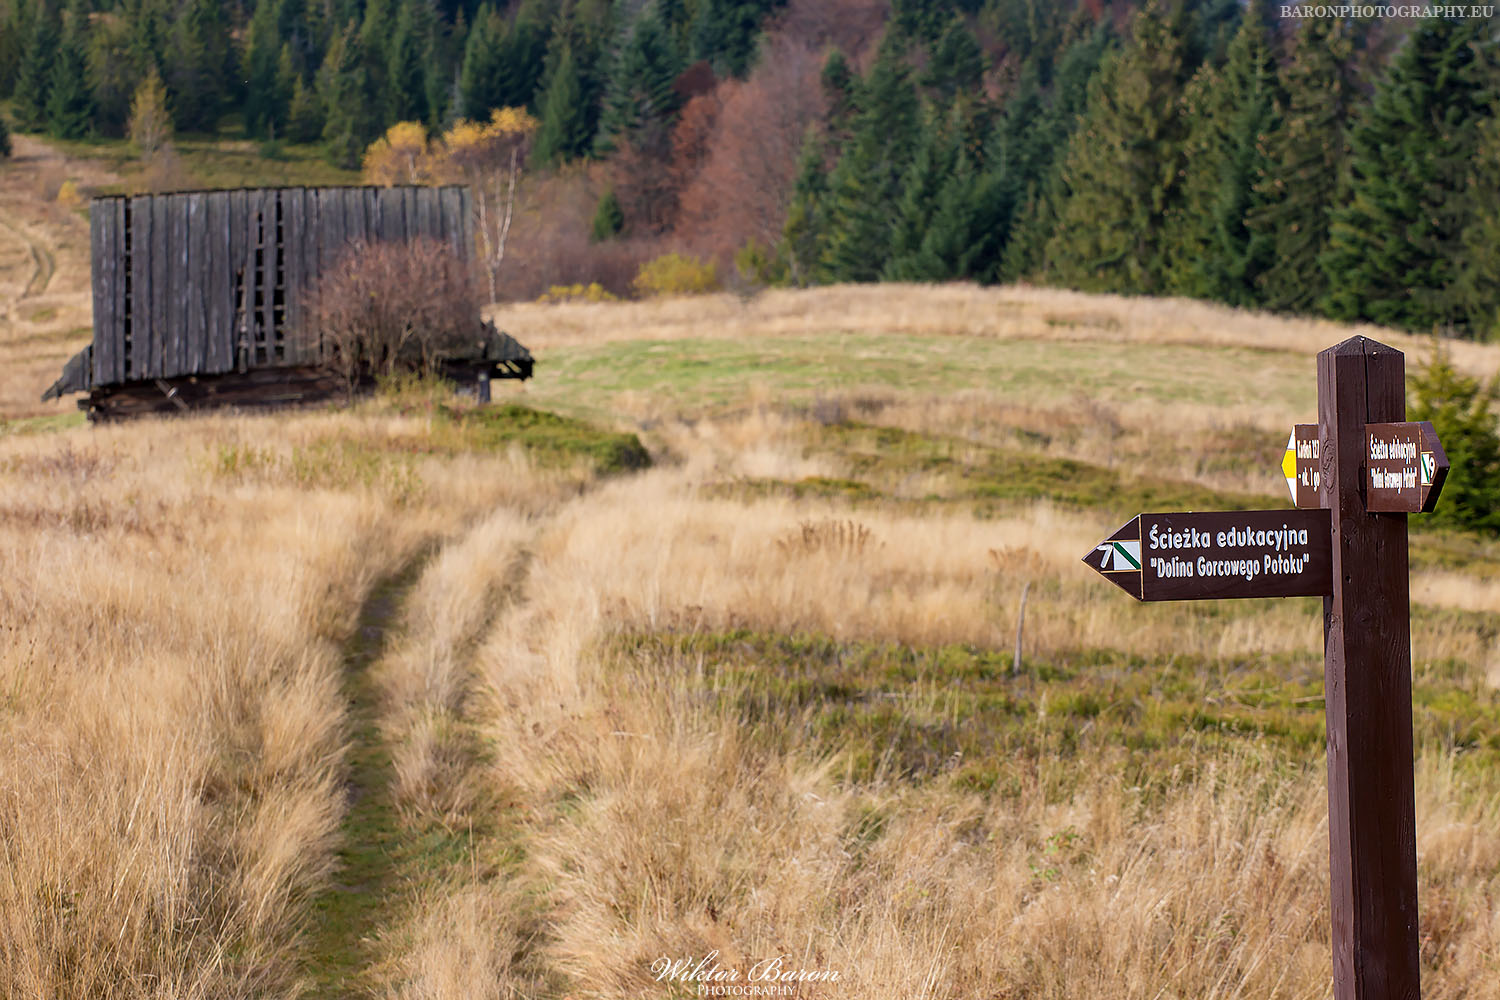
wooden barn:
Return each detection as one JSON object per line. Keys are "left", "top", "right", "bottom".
{"left": 44, "top": 185, "right": 533, "bottom": 420}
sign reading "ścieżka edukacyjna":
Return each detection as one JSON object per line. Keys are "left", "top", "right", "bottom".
{"left": 1082, "top": 509, "right": 1332, "bottom": 601}
{"left": 1080, "top": 336, "right": 1450, "bottom": 1000}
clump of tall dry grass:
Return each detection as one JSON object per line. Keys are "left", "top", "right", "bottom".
{"left": 0, "top": 408, "right": 572, "bottom": 998}
{"left": 442, "top": 430, "right": 1500, "bottom": 999}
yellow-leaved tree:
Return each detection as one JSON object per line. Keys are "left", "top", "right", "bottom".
{"left": 361, "top": 121, "right": 431, "bottom": 186}
{"left": 361, "top": 108, "right": 538, "bottom": 303}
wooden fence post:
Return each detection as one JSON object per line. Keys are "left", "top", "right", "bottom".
{"left": 1318, "top": 336, "right": 1420, "bottom": 1000}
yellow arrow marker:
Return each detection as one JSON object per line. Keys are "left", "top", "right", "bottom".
{"left": 1282, "top": 429, "right": 1298, "bottom": 503}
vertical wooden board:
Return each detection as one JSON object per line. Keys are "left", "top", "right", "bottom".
{"left": 345, "top": 187, "right": 366, "bottom": 247}
{"left": 166, "top": 194, "right": 188, "bottom": 376}
{"left": 149, "top": 195, "right": 169, "bottom": 378}
{"left": 110, "top": 199, "right": 127, "bottom": 383}
{"left": 438, "top": 187, "right": 462, "bottom": 259}
{"left": 223, "top": 190, "right": 247, "bottom": 371}
{"left": 401, "top": 186, "right": 418, "bottom": 243}
{"left": 380, "top": 186, "right": 404, "bottom": 242}
{"left": 242, "top": 189, "right": 262, "bottom": 368}
{"left": 89, "top": 201, "right": 111, "bottom": 385}
{"left": 415, "top": 187, "right": 438, "bottom": 241}
{"left": 318, "top": 187, "right": 343, "bottom": 275}
{"left": 129, "top": 196, "right": 152, "bottom": 380}
{"left": 282, "top": 189, "right": 306, "bottom": 362}
{"left": 262, "top": 191, "right": 280, "bottom": 363}
{"left": 185, "top": 193, "right": 208, "bottom": 373}
{"left": 300, "top": 189, "right": 321, "bottom": 361}
{"left": 94, "top": 199, "right": 120, "bottom": 385}
{"left": 458, "top": 186, "right": 474, "bottom": 262}
{"left": 205, "top": 193, "right": 229, "bottom": 373}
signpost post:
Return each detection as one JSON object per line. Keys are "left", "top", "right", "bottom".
{"left": 1083, "top": 336, "right": 1448, "bottom": 1000}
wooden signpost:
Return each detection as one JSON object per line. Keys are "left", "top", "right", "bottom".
{"left": 1084, "top": 336, "right": 1449, "bottom": 1000}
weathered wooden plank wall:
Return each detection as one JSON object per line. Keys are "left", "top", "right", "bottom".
{"left": 88, "top": 186, "right": 474, "bottom": 387}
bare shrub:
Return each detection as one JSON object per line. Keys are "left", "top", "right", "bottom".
{"left": 305, "top": 238, "right": 483, "bottom": 381}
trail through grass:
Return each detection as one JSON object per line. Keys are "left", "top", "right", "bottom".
{"left": 301, "top": 555, "right": 429, "bottom": 996}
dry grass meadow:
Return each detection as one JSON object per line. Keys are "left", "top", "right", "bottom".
{"left": 3, "top": 146, "right": 1500, "bottom": 999}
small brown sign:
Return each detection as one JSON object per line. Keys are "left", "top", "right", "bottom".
{"left": 1083, "top": 509, "right": 1332, "bottom": 601}
{"left": 1282, "top": 423, "right": 1322, "bottom": 508}
{"left": 1364, "top": 421, "right": 1448, "bottom": 513}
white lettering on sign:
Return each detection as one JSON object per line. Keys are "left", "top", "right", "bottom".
{"left": 1147, "top": 523, "right": 1310, "bottom": 552}
{"left": 1369, "top": 437, "right": 1417, "bottom": 461}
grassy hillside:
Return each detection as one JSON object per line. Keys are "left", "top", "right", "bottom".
{"left": 3, "top": 226, "right": 1500, "bottom": 997}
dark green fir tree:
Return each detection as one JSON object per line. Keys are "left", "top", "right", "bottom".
{"left": 820, "top": 36, "right": 922, "bottom": 282}
{"left": 319, "top": 26, "right": 381, "bottom": 168}
{"left": 388, "top": 0, "right": 435, "bottom": 123}
{"left": 242, "top": 0, "right": 284, "bottom": 137}
{"left": 591, "top": 188, "right": 624, "bottom": 240}
{"left": 593, "top": 9, "right": 684, "bottom": 155}
{"left": 1321, "top": 16, "right": 1492, "bottom": 332}
{"left": 13, "top": 3, "right": 60, "bottom": 131}
{"left": 46, "top": 6, "right": 95, "bottom": 140}
{"left": 781, "top": 126, "right": 831, "bottom": 286}
{"left": 166, "top": 0, "right": 233, "bottom": 132}
{"left": 1044, "top": 0, "right": 1197, "bottom": 295}
{"left": 923, "top": 14, "right": 985, "bottom": 104}
{"left": 1248, "top": 16, "right": 1360, "bottom": 314}
{"left": 534, "top": 41, "right": 591, "bottom": 164}
{"left": 1165, "top": 1, "right": 1282, "bottom": 306}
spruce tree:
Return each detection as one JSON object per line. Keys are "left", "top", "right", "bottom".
{"left": 319, "top": 27, "right": 380, "bottom": 167}
{"left": 533, "top": 41, "right": 590, "bottom": 165}
{"left": 1044, "top": 0, "right": 1197, "bottom": 294}
{"left": 593, "top": 9, "right": 684, "bottom": 155}
{"left": 243, "top": 0, "right": 283, "bottom": 137}
{"left": 388, "top": 0, "right": 433, "bottom": 123}
{"left": 1248, "top": 16, "right": 1359, "bottom": 314}
{"left": 1165, "top": 1, "right": 1282, "bottom": 306}
{"left": 287, "top": 74, "right": 324, "bottom": 143}
{"left": 1, "top": 0, "right": 32, "bottom": 99}
{"left": 46, "top": 6, "right": 95, "bottom": 140}
{"left": 820, "top": 37, "right": 922, "bottom": 282}
{"left": 821, "top": 48, "right": 857, "bottom": 137}
{"left": 459, "top": 4, "right": 503, "bottom": 118}
{"left": 1321, "top": 16, "right": 1491, "bottom": 332}
{"left": 1456, "top": 114, "right": 1500, "bottom": 339}
{"left": 781, "top": 127, "right": 830, "bottom": 286}
{"left": 591, "top": 188, "right": 624, "bottom": 240}
{"left": 0, "top": 115, "right": 11, "bottom": 158}
{"left": 924, "top": 14, "right": 985, "bottom": 104}
{"left": 166, "top": 0, "right": 232, "bottom": 132}
{"left": 13, "top": 3, "right": 60, "bottom": 131}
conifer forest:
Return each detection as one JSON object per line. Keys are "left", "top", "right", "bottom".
{"left": 3, "top": 0, "right": 1500, "bottom": 337}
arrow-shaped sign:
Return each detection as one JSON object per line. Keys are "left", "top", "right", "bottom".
{"left": 1282, "top": 424, "right": 1321, "bottom": 508}
{"left": 1365, "top": 420, "right": 1448, "bottom": 513}
{"left": 1083, "top": 509, "right": 1332, "bottom": 601}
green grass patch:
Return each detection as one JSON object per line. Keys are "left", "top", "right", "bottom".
{"left": 0, "top": 411, "right": 88, "bottom": 436}
{"left": 519, "top": 334, "right": 1317, "bottom": 422}
{"left": 609, "top": 627, "right": 1500, "bottom": 795}
{"left": 455, "top": 403, "right": 651, "bottom": 475}
{"left": 46, "top": 134, "right": 361, "bottom": 193}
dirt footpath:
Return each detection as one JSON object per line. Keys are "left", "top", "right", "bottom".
{"left": 0, "top": 135, "right": 118, "bottom": 420}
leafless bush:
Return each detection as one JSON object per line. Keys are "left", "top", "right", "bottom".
{"left": 305, "top": 238, "right": 482, "bottom": 380}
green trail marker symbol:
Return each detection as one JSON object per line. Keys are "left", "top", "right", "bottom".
{"left": 1084, "top": 336, "right": 1443, "bottom": 1000}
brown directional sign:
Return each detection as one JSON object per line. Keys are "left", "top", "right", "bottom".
{"left": 1282, "top": 423, "right": 1322, "bottom": 508}
{"left": 1365, "top": 420, "right": 1447, "bottom": 512}
{"left": 1086, "top": 336, "right": 1436, "bottom": 1000}
{"left": 1082, "top": 509, "right": 1332, "bottom": 601}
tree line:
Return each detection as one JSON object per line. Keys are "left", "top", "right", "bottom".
{"left": 4, "top": 0, "right": 1500, "bottom": 340}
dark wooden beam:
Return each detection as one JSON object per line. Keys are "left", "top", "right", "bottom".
{"left": 1318, "top": 336, "right": 1420, "bottom": 1000}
